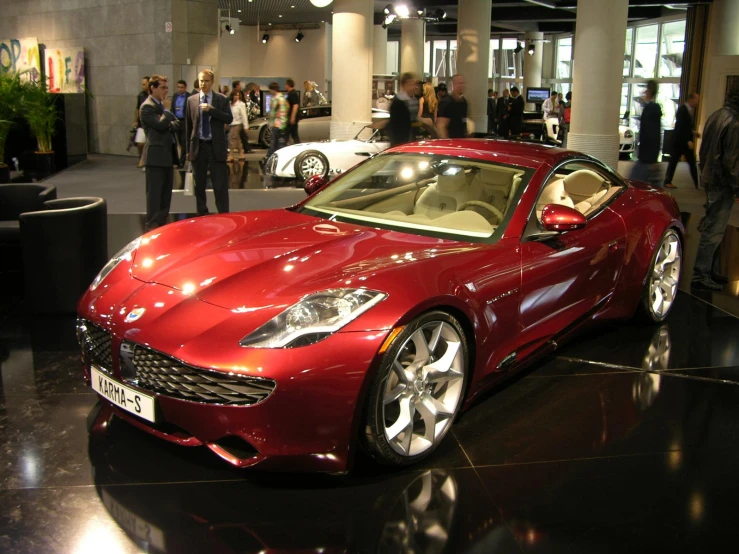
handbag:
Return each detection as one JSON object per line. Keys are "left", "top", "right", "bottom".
{"left": 184, "top": 162, "right": 195, "bottom": 196}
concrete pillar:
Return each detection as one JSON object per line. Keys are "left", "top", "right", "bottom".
{"left": 373, "top": 25, "right": 388, "bottom": 74}
{"left": 567, "top": 0, "right": 628, "bottom": 169}
{"left": 523, "top": 31, "right": 544, "bottom": 111}
{"left": 400, "top": 19, "right": 424, "bottom": 78}
{"left": 457, "top": 0, "right": 492, "bottom": 134}
{"left": 330, "top": 0, "right": 373, "bottom": 139}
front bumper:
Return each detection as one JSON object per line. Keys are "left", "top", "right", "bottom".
{"left": 78, "top": 290, "right": 390, "bottom": 472}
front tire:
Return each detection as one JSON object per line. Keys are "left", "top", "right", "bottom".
{"left": 362, "top": 311, "right": 468, "bottom": 466}
{"left": 295, "top": 150, "right": 330, "bottom": 180}
{"left": 638, "top": 228, "right": 682, "bottom": 322}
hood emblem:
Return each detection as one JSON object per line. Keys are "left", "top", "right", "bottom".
{"left": 125, "top": 307, "right": 146, "bottom": 322}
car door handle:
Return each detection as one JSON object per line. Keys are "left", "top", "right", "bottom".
{"left": 608, "top": 240, "right": 618, "bottom": 252}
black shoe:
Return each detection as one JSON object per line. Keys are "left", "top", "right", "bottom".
{"left": 691, "top": 279, "right": 723, "bottom": 291}
{"left": 711, "top": 273, "right": 729, "bottom": 284}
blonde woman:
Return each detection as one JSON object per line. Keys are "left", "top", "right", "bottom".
{"left": 303, "top": 80, "right": 318, "bottom": 107}
{"left": 418, "top": 82, "right": 438, "bottom": 137}
{"left": 228, "top": 88, "right": 248, "bottom": 160}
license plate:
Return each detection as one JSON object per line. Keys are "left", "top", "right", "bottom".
{"left": 91, "top": 366, "right": 156, "bottom": 423}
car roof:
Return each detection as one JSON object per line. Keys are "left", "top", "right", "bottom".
{"left": 388, "top": 138, "right": 581, "bottom": 170}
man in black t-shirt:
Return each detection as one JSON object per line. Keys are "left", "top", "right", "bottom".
{"left": 285, "top": 78, "right": 300, "bottom": 144}
{"left": 437, "top": 74, "right": 468, "bottom": 139}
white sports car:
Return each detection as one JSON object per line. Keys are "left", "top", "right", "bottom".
{"left": 247, "top": 105, "right": 390, "bottom": 149}
{"left": 545, "top": 117, "right": 636, "bottom": 157}
{"left": 264, "top": 126, "right": 390, "bottom": 180}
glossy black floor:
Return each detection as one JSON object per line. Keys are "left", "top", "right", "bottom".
{"left": 2, "top": 206, "right": 739, "bottom": 553}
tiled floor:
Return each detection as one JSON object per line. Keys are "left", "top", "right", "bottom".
{"left": 1, "top": 157, "right": 739, "bottom": 553}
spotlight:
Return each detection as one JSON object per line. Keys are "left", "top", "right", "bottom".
{"left": 417, "top": 9, "right": 424, "bottom": 16}
{"left": 309, "top": 0, "right": 333, "bottom": 7}
{"left": 395, "top": 4, "right": 410, "bottom": 18}
{"left": 262, "top": 33, "right": 269, "bottom": 43}
{"left": 433, "top": 9, "right": 447, "bottom": 20}
{"left": 383, "top": 3, "right": 393, "bottom": 15}
{"left": 295, "top": 30, "right": 304, "bottom": 43}
{"left": 382, "top": 14, "right": 396, "bottom": 28}
{"left": 514, "top": 41, "right": 523, "bottom": 54}
{"left": 527, "top": 43, "right": 535, "bottom": 55}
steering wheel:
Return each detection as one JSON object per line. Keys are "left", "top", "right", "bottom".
{"left": 457, "top": 200, "right": 504, "bottom": 223}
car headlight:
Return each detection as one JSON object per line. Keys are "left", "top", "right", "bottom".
{"left": 90, "top": 237, "right": 140, "bottom": 291}
{"left": 623, "top": 130, "right": 634, "bottom": 138}
{"left": 240, "top": 288, "right": 387, "bottom": 348}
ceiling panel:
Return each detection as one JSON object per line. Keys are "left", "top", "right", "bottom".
{"left": 219, "top": 0, "right": 333, "bottom": 26}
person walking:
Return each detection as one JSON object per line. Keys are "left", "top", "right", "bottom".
{"left": 437, "top": 74, "right": 468, "bottom": 139}
{"left": 171, "top": 80, "right": 189, "bottom": 168}
{"left": 508, "top": 87, "right": 524, "bottom": 137}
{"left": 266, "top": 82, "right": 289, "bottom": 159}
{"left": 228, "top": 88, "right": 248, "bottom": 160}
{"left": 388, "top": 73, "right": 418, "bottom": 147}
{"left": 185, "top": 69, "right": 233, "bottom": 216}
{"left": 691, "top": 82, "right": 739, "bottom": 291}
{"left": 630, "top": 80, "right": 663, "bottom": 189}
{"left": 286, "top": 78, "right": 301, "bottom": 145}
{"left": 140, "top": 75, "right": 178, "bottom": 231}
{"left": 496, "top": 89, "right": 510, "bottom": 138}
{"left": 664, "top": 92, "right": 700, "bottom": 189}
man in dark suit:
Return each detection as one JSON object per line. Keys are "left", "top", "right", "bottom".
{"left": 387, "top": 72, "right": 416, "bottom": 147}
{"left": 664, "top": 92, "right": 700, "bottom": 189}
{"left": 185, "top": 69, "right": 233, "bottom": 215}
{"left": 508, "top": 86, "right": 525, "bottom": 137}
{"left": 496, "top": 89, "right": 510, "bottom": 138}
{"left": 487, "top": 89, "right": 497, "bottom": 134}
{"left": 140, "top": 74, "right": 179, "bottom": 231}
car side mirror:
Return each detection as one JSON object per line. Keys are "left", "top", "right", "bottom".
{"left": 303, "top": 175, "right": 328, "bottom": 196}
{"left": 540, "top": 204, "right": 587, "bottom": 232}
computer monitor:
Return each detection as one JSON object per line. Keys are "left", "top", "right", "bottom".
{"left": 526, "top": 87, "right": 551, "bottom": 104}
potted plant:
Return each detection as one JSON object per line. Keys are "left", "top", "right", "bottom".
{"left": 22, "top": 79, "right": 59, "bottom": 178}
{"left": 0, "top": 72, "right": 26, "bottom": 183}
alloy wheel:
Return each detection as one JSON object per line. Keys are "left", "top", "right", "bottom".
{"left": 381, "top": 321, "right": 465, "bottom": 457}
{"left": 300, "top": 155, "right": 326, "bottom": 178}
{"left": 647, "top": 230, "right": 681, "bottom": 319}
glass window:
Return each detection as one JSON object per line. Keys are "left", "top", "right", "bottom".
{"left": 424, "top": 41, "right": 431, "bottom": 76}
{"left": 433, "top": 40, "right": 448, "bottom": 78}
{"left": 656, "top": 83, "right": 680, "bottom": 127}
{"left": 620, "top": 83, "right": 631, "bottom": 122}
{"left": 387, "top": 42, "right": 399, "bottom": 74}
{"left": 556, "top": 36, "right": 572, "bottom": 79}
{"left": 501, "top": 38, "right": 519, "bottom": 78}
{"left": 449, "top": 40, "right": 458, "bottom": 76}
{"left": 659, "top": 20, "right": 685, "bottom": 78}
{"left": 634, "top": 24, "right": 658, "bottom": 78}
{"left": 489, "top": 38, "right": 500, "bottom": 78}
{"left": 624, "top": 27, "right": 634, "bottom": 77}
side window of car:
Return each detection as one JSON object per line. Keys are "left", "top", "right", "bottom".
{"left": 534, "top": 161, "right": 625, "bottom": 223}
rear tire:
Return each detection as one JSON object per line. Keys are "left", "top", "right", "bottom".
{"left": 258, "top": 126, "right": 272, "bottom": 149}
{"left": 637, "top": 228, "right": 682, "bottom": 323}
{"left": 362, "top": 311, "right": 468, "bottom": 467}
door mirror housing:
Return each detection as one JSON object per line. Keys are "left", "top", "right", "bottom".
{"left": 540, "top": 204, "right": 587, "bottom": 232}
{"left": 303, "top": 175, "right": 328, "bottom": 196}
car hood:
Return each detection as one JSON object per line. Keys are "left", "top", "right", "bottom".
{"left": 130, "top": 211, "right": 472, "bottom": 313}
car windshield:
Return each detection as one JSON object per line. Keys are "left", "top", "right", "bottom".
{"left": 298, "top": 153, "right": 531, "bottom": 241}
{"left": 354, "top": 126, "right": 388, "bottom": 142}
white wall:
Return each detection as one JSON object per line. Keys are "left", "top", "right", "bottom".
{"left": 219, "top": 25, "right": 326, "bottom": 93}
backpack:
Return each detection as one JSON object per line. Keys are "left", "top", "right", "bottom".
{"left": 563, "top": 104, "right": 572, "bottom": 124}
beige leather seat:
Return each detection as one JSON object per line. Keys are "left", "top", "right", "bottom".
{"left": 536, "top": 179, "right": 575, "bottom": 220}
{"left": 563, "top": 170, "right": 608, "bottom": 214}
{"left": 413, "top": 171, "right": 474, "bottom": 219}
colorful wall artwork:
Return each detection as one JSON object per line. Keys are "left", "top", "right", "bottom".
{"left": 0, "top": 37, "right": 41, "bottom": 82}
{"left": 44, "top": 46, "right": 85, "bottom": 93}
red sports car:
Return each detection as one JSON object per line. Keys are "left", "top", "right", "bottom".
{"left": 77, "top": 139, "right": 683, "bottom": 472}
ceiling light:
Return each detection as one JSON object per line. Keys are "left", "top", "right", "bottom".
{"left": 527, "top": 43, "right": 535, "bottom": 55}
{"left": 262, "top": 33, "right": 269, "bottom": 43}
{"left": 395, "top": 4, "right": 410, "bottom": 18}
{"left": 514, "top": 42, "right": 523, "bottom": 54}
{"left": 237, "top": 9, "right": 241, "bottom": 12}
{"left": 224, "top": 24, "right": 233, "bottom": 34}
{"left": 417, "top": 9, "right": 424, "bottom": 16}
{"left": 433, "top": 9, "right": 447, "bottom": 20}
{"left": 383, "top": 4, "right": 393, "bottom": 15}
{"left": 310, "top": 0, "right": 333, "bottom": 7}
{"left": 295, "top": 31, "right": 304, "bottom": 42}
{"left": 278, "top": 14, "right": 283, "bottom": 18}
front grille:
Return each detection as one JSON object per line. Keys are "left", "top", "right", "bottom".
{"left": 123, "top": 342, "right": 276, "bottom": 406}
{"left": 77, "top": 319, "right": 113, "bottom": 371}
